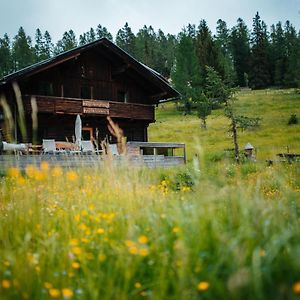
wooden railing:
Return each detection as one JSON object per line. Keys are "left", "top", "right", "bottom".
{"left": 23, "top": 95, "right": 155, "bottom": 121}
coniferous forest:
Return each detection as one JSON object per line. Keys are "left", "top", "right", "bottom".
{"left": 0, "top": 12, "right": 299, "bottom": 96}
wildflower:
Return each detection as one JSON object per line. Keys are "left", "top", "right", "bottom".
{"left": 134, "top": 282, "right": 142, "bottom": 289}
{"left": 3, "top": 260, "right": 10, "bottom": 267}
{"left": 98, "top": 254, "right": 106, "bottom": 262}
{"left": 49, "top": 288, "right": 60, "bottom": 298}
{"left": 293, "top": 282, "right": 300, "bottom": 294}
{"left": 78, "top": 223, "right": 88, "bottom": 231}
{"left": 197, "top": 281, "right": 210, "bottom": 291}
{"left": 125, "top": 240, "right": 135, "bottom": 248}
{"left": 51, "top": 166, "right": 62, "bottom": 177}
{"left": 25, "top": 164, "right": 37, "bottom": 178}
{"left": 72, "top": 247, "right": 82, "bottom": 255}
{"left": 62, "top": 288, "right": 74, "bottom": 298}
{"left": 40, "top": 161, "right": 49, "bottom": 171}
{"left": 181, "top": 186, "right": 191, "bottom": 192}
{"left": 74, "top": 214, "right": 80, "bottom": 222}
{"left": 69, "top": 239, "right": 79, "bottom": 246}
{"left": 72, "top": 262, "right": 80, "bottom": 269}
{"left": 96, "top": 228, "right": 105, "bottom": 234}
{"left": 44, "top": 282, "right": 53, "bottom": 289}
{"left": 66, "top": 170, "right": 78, "bottom": 181}
{"left": 139, "top": 248, "right": 149, "bottom": 257}
{"left": 7, "top": 167, "right": 20, "bottom": 178}
{"left": 129, "top": 247, "right": 139, "bottom": 255}
{"left": 2, "top": 279, "right": 11, "bottom": 289}
{"left": 172, "top": 227, "right": 180, "bottom": 233}
{"left": 138, "top": 235, "right": 148, "bottom": 244}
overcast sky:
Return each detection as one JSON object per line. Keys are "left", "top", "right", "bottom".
{"left": 0, "top": 0, "right": 299, "bottom": 42}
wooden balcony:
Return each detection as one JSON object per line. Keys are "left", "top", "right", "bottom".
{"left": 23, "top": 95, "right": 155, "bottom": 121}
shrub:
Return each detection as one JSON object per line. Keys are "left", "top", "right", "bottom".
{"left": 288, "top": 114, "right": 298, "bottom": 125}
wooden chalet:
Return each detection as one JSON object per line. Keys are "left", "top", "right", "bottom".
{"left": 0, "top": 38, "right": 179, "bottom": 144}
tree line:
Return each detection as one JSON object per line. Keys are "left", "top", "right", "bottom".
{"left": 0, "top": 12, "right": 299, "bottom": 95}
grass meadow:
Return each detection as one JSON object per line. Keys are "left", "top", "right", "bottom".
{"left": 1, "top": 89, "right": 300, "bottom": 299}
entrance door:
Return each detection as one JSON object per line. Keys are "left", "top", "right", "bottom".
{"left": 82, "top": 127, "right": 93, "bottom": 140}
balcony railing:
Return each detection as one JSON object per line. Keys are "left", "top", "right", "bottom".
{"left": 23, "top": 95, "right": 155, "bottom": 121}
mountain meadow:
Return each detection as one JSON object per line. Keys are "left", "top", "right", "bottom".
{"left": 1, "top": 88, "right": 300, "bottom": 300}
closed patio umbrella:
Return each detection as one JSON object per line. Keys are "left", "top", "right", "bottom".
{"left": 75, "top": 114, "right": 82, "bottom": 149}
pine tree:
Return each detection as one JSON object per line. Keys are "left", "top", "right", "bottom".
{"left": 195, "top": 20, "right": 220, "bottom": 85}
{"left": 215, "top": 19, "right": 236, "bottom": 85}
{"left": 34, "top": 29, "right": 52, "bottom": 62}
{"left": 12, "top": 27, "right": 35, "bottom": 71}
{"left": 283, "top": 21, "right": 300, "bottom": 87}
{"left": 96, "top": 25, "right": 113, "bottom": 41}
{"left": 43, "top": 31, "right": 53, "bottom": 58}
{"left": 269, "top": 22, "right": 286, "bottom": 86}
{"left": 135, "top": 25, "right": 157, "bottom": 67}
{"left": 0, "top": 34, "right": 13, "bottom": 77}
{"left": 115, "top": 23, "right": 136, "bottom": 56}
{"left": 54, "top": 30, "right": 77, "bottom": 54}
{"left": 171, "top": 31, "right": 200, "bottom": 114}
{"left": 249, "top": 12, "right": 271, "bottom": 89}
{"left": 230, "top": 18, "right": 251, "bottom": 87}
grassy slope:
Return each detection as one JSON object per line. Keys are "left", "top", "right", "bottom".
{"left": 149, "top": 89, "right": 300, "bottom": 161}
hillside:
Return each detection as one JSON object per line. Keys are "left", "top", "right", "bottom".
{"left": 149, "top": 89, "right": 300, "bottom": 161}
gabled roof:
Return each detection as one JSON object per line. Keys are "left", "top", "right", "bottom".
{"left": 0, "top": 38, "right": 179, "bottom": 101}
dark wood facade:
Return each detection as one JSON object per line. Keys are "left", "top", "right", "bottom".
{"left": 0, "top": 38, "right": 178, "bottom": 144}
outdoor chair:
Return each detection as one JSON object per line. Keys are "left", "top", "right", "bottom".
{"left": 81, "top": 140, "right": 103, "bottom": 154}
{"left": 108, "top": 143, "right": 119, "bottom": 155}
{"left": 42, "top": 139, "right": 65, "bottom": 154}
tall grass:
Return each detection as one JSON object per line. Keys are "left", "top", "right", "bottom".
{"left": 1, "top": 160, "right": 300, "bottom": 299}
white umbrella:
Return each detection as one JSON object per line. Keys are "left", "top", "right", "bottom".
{"left": 75, "top": 114, "right": 82, "bottom": 149}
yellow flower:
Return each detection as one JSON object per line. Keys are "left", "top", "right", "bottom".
{"left": 293, "top": 281, "right": 300, "bottom": 294}
{"left": 44, "top": 282, "right": 52, "bottom": 289}
{"left": 2, "top": 279, "right": 11, "bottom": 289}
{"left": 172, "top": 227, "right": 180, "bottom": 233}
{"left": 66, "top": 170, "right": 78, "bottom": 181}
{"left": 40, "top": 161, "right": 49, "bottom": 171}
{"left": 51, "top": 166, "right": 62, "bottom": 177}
{"left": 74, "top": 214, "right": 80, "bottom": 222}
{"left": 128, "top": 246, "right": 139, "bottom": 255}
{"left": 3, "top": 260, "right": 10, "bottom": 267}
{"left": 138, "top": 235, "right": 149, "bottom": 244}
{"left": 197, "top": 281, "right": 210, "bottom": 291}
{"left": 49, "top": 288, "right": 60, "bottom": 298}
{"left": 69, "top": 239, "right": 79, "bottom": 246}
{"left": 7, "top": 167, "right": 20, "bottom": 178}
{"left": 72, "top": 262, "right": 80, "bottom": 269}
{"left": 96, "top": 228, "right": 105, "bottom": 234}
{"left": 125, "top": 240, "right": 135, "bottom": 248}
{"left": 62, "top": 288, "right": 73, "bottom": 298}
{"left": 25, "top": 164, "right": 37, "bottom": 178}
{"left": 134, "top": 282, "right": 142, "bottom": 289}
{"left": 72, "top": 247, "right": 82, "bottom": 255}
{"left": 98, "top": 254, "right": 106, "bottom": 262}
{"left": 139, "top": 248, "right": 149, "bottom": 257}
